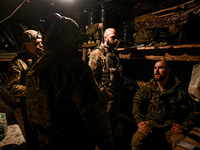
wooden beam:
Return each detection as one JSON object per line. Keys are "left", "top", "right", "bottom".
{"left": 82, "top": 48, "right": 87, "bottom": 61}
{"left": 0, "top": 53, "right": 17, "bottom": 61}
{"left": 119, "top": 53, "right": 200, "bottom": 61}
{"left": 144, "top": 53, "right": 200, "bottom": 61}
{"left": 117, "top": 44, "right": 200, "bottom": 61}
{"left": 82, "top": 43, "right": 97, "bottom": 48}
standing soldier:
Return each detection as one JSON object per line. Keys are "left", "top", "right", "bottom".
{"left": 88, "top": 28, "right": 124, "bottom": 149}
{"left": 25, "top": 13, "right": 114, "bottom": 150}
{"left": 6, "top": 30, "right": 43, "bottom": 149}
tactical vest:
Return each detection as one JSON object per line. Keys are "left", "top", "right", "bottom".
{"left": 94, "top": 46, "right": 120, "bottom": 82}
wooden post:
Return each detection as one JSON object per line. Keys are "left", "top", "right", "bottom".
{"left": 82, "top": 48, "right": 87, "bottom": 61}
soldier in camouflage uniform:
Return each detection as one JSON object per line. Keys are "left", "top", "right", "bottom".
{"left": 6, "top": 30, "right": 43, "bottom": 97}
{"left": 88, "top": 28, "right": 124, "bottom": 149}
{"left": 25, "top": 13, "right": 114, "bottom": 150}
{"left": 5, "top": 30, "right": 43, "bottom": 148}
{"left": 131, "top": 60, "right": 200, "bottom": 150}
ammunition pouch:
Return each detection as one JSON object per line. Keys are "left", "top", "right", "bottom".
{"left": 102, "top": 68, "right": 121, "bottom": 83}
{"left": 102, "top": 69, "right": 110, "bottom": 81}
{"left": 109, "top": 68, "right": 120, "bottom": 82}
{"left": 106, "top": 53, "right": 114, "bottom": 68}
{"left": 101, "top": 51, "right": 120, "bottom": 82}
{"left": 106, "top": 52, "right": 119, "bottom": 68}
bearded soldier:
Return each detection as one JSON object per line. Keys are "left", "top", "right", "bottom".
{"left": 131, "top": 60, "right": 200, "bottom": 150}
{"left": 88, "top": 28, "right": 124, "bottom": 149}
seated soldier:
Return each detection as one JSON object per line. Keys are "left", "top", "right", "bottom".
{"left": 131, "top": 60, "right": 200, "bottom": 150}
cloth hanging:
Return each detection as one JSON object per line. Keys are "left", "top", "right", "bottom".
{"left": 188, "top": 63, "right": 200, "bottom": 102}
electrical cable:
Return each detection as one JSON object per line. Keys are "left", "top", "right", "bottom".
{"left": 0, "top": 0, "right": 27, "bottom": 24}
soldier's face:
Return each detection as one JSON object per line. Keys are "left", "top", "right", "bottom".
{"left": 25, "top": 38, "right": 43, "bottom": 55}
{"left": 154, "top": 61, "right": 170, "bottom": 81}
{"left": 106, "top": 31, "right": 118, "bottom": 48}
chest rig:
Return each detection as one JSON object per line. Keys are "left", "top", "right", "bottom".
{"left": 94, "top": 46, "right": 120, "bottom": 82}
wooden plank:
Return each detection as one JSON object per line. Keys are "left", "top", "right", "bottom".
{"left": 118, "top": 53, "right": 131, "bottom": 59}
{"left": 157, "top": 45, "right": 173, "bottom": 49}
{"left": 118, "top": 53, "right": 200, "bottom": 61}
{"left": 0, "top": 59, "right": 14, "bottom": 61}
{"left": 0, "top": 53, "right": 17, "bottom": 61}
{"left": 152, "top": 5, "right": 180, "bottom": 15}
{"left": 117, "top": 44, "right": 200, "bottom": 61}
{"left": 173, "top": 44, "right": 196, "bottom": 48}
{"left": 175, "top": 127, "right": 200, "bottom": 150}
{"left": 82, "top": 48, "right": 87, "bottom": 61}
{"left": 145, "top": 53, "right": 200, "bottom": 61}
{"left": 185, "top": 128, "right": 200, "bottom": 148}
{"left": 117, "top": 44, "right": 200, "bottom": 51}
{"left": 82, "top": 43, "right": 97, "bottom": 48}
{"left": 144, "top": 46, "right": 156, "bottom": 50}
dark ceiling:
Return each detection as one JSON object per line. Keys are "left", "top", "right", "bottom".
{"left": 0, "top": 0, "right": 193, "bottom": 26}
{"left": 0, "top": 0, "right": 197, "bottom": 50}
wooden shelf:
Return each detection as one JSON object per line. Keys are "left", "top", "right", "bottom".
{"left": 117, "top": 44, "right": 200, "bottom": 61}
{"left": 0, "top": 53, "right": 17, "bottom": 61}
{"left": 2, "top": 44, "right": 199, "bottom": 62}
{"left": 81, "top": 43, "right": 98, "bottom": 48}
{"left": 80, "top": 43, "right": 98, "bottom": 61}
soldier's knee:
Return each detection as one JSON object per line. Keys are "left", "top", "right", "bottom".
{"left": 131, "top": 130, "right": 148, "bottom": 148}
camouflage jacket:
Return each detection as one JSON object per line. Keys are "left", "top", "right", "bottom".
{"left": 25, "top": 45, "right": 114, "bottom": 150}
{"left": 6, "top": 50, "right": 41, "bottom": 97}
{"left": 88, "top": 44, "right": 124, "bottom": 139}
{"left": 133, "top": 77, "right": 199, "bottom": 129}
{"left": 88, "top": 43, "right": 109, "bottom": 84}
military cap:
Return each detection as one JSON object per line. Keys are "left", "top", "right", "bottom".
{"left": 22, "top": 30, "right": 42, "bottom": 42}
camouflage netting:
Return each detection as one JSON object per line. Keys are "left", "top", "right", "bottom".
{"left": 133, "top": 5, "right": 200, "bottom": 45}
{"left": 134, "top": 5, "right": 200, "bottom": 31}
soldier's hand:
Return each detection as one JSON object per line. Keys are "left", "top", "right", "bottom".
{"left": 170, "top": 123, "right": 183, "bottom": 134}
{"left": 137, "top": 121, "right": 150, "bottom": 133}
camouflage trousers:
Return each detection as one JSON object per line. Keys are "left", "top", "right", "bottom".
{"left": 131, "top": 129, "right": 185, "bottom": 150}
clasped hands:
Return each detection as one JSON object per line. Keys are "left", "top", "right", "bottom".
{"left": 137, "top": 121, "right": 183, "bottom": 134}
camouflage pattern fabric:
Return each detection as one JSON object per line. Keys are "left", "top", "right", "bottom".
{"left": 88, "top": 44, "right": 124, "bottom": 146}
{"left": 133, "top": 77, "right": 200, "bottom": 131}
{"left": 6, "top": 51, "right": 39, "bottom": 97}
{"left": 6, "top": 50, "right": 44, "bottom": 150}
{"left": 86, "top": 23, "right": 100, "bottom": 40}
{"left": 88, "top": 43, "right": 123, "bottom": 101}
{"left": 25, "top": 45, "right": 114, "bottom": 150}
{"left": 88, "top": 44, "right": 106, "bottom": 84}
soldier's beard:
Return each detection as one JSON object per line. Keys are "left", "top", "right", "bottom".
{"left": 154, "top": 73, "right": 167, "bottom": 81}
{"left": 107, "top": 40, "right": 117, "bottom": 48}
